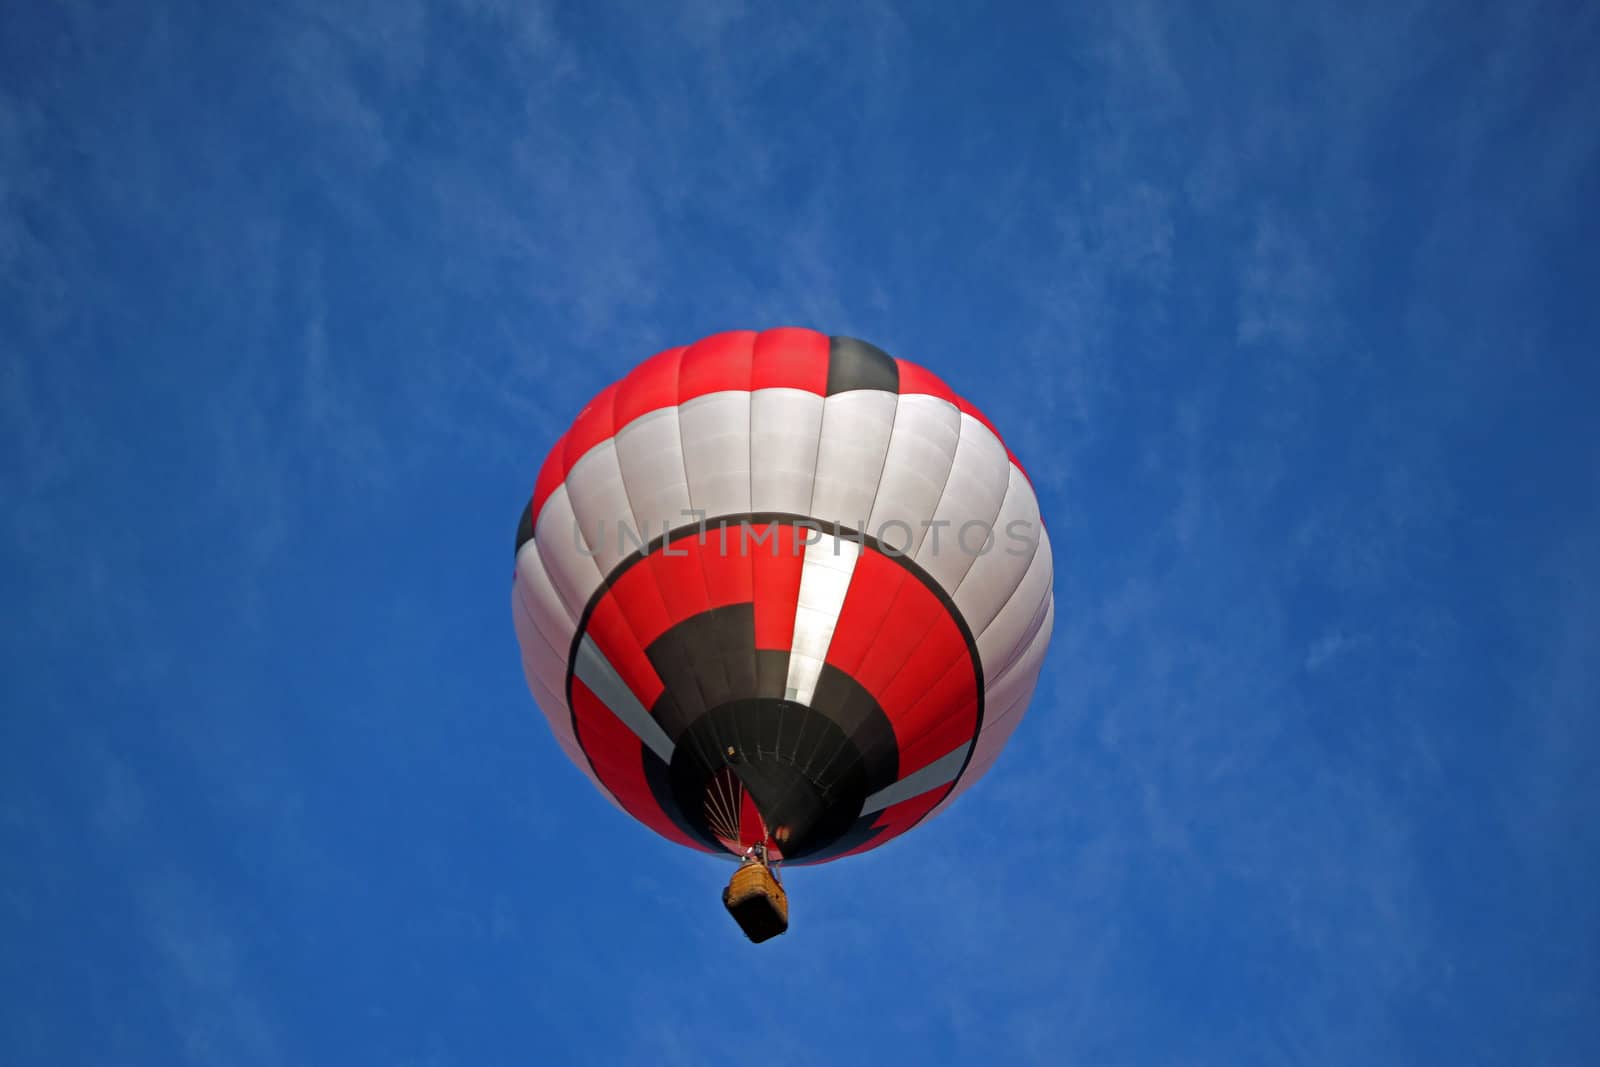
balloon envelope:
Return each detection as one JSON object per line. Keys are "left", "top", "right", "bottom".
{"left": 512, "top": 329, "right": 1053, "bottom": 864}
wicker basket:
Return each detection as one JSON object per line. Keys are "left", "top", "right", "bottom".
{"left": 722, "top": 862, "right": 789, "bottom": 943}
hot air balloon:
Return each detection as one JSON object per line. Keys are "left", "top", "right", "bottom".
{"left": 510, "top": 329, "right": 1053, "bottom": 942}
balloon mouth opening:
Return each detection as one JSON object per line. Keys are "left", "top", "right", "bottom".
{"left": 676, "top": 699, "right": 871, "bottom": 862}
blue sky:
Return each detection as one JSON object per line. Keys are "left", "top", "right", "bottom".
{"left": 3, "top": 2, "right": 1598, "bottom": 1064}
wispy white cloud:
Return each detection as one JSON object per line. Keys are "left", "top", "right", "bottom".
{"left": 136, "top": 868, "right": 286, "bottom": 1067}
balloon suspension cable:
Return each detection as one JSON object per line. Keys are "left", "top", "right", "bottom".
{"left": 704, "top": 767, "right": 743, "bottom": 845}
